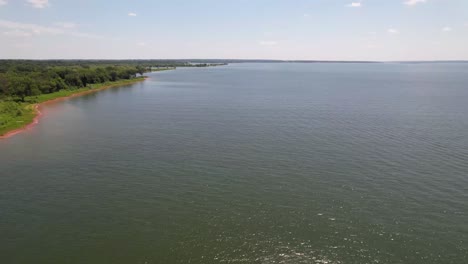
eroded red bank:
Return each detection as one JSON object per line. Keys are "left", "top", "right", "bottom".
{"left": 0, "top": 105, "right": 42, "bottom": 139}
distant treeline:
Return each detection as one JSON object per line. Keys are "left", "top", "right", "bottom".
{"left": 0, "top": 65, "right": 142, "bottom": 102}
{"left": 0, "top": 59, "right": 226, "bottom": 71}
{"left": 0, "top": 60, "right": 220, "bottom": 102}
{"left": 0, "top": 60, "right": 227, "bottom": 101}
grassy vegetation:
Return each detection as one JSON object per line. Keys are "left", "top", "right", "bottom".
{"left": 0, "top": 77, "right": 146, "bottom": 136}
{"left": 0, "top": 102, "right": 36, "bottom": 136}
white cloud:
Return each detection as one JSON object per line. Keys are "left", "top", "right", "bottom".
{"left": 403, "top": 0, "right": 427, "bottom": 6}
{"left": 347, "top": 2, "right": 362, "bottom": 7}
{"left": 128, "top": 12, "right": 137, "bottom": 17}
{"left": 3, "top": 30, "right": 32, "bottom": 37}
{"left": 0, "top": 0, "right": 7, "bottom": 6}
{"left": 137, "top": 42, "right": 147, "bottom": 46}
{"left": 0, "top": 20, "right": 62, "bottom": 35}
{"left": 27, "top": 0, "right": 49, "bottom": 8}
{"left": 442, "top": 26, "right": 453, "bottom": 32}
{"left": 0, "top": 19, "right": 102, "bottom": 39}
{"left": 54, "top": 22, "right": 77, "bottom": 29}
{"left": 69, "top": 32, "right": 103, "bottom": 39}
{"left": 259, "top": 41, "right": 278, "bottom": 46}
{"left": 387, "top": 28, "right": 400, "bottom": 34}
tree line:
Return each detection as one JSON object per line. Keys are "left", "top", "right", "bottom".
{"left": 0, "top": 62, "right": 149, "bottom": 102}
{"left": 0, "top": 60, "right": 226, "bottom": 102}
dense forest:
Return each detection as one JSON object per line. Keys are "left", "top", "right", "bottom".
{"left": 0, "top": 60, "right": 226, "bottom": 101}
{"left": 0, "top": 60, "right": 174, "bottom": 101}
{"left": 0, "top": 66, "right": 143, "bottom": 101}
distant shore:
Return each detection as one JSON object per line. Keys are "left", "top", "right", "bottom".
{"left": 0, "top": 77, "right": 148, "bottom": 139}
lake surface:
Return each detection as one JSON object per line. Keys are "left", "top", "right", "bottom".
{"left": 1, "top": 63, "right": 468, "bottom": 263}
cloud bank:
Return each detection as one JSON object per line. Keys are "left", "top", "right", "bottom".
{"left": 403, "top": 0, "right": 426, "bottom": 6}
{"left": 27, "top": 0, "right": 49, "bottom": 8}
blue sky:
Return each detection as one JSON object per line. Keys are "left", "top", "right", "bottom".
{"left": 0, "top": 0, "right": 467, "bottom": 60}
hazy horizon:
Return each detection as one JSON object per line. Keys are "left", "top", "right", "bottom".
{"left": 1, "top": 0, "right": 468, "bottom": 61}
{"left": 2, "top": 58, "right": 468, "bottom": 63}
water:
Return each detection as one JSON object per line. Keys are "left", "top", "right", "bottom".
{"left": 1, "top": 63, "right": 468, "bottom": 263}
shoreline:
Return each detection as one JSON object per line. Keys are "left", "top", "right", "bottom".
{"left": 0, "top": 77, "right": 148, "bottom": 139}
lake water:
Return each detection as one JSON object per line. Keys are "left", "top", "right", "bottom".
{"left": 1, "top": 63, "right": 468, "bottom": 263}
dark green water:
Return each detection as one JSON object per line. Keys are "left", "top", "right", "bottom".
{"left": 1, "top": 63, "right": 468, "bottom": 263}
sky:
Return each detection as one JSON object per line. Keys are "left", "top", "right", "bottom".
{"left": 0, "top": 0, "right": 467, "bottom": 61}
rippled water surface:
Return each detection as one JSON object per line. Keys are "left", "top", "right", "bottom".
{"left": 1, "top": 63, "right": 468, "bottom": 263}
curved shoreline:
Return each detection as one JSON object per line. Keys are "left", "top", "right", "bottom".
{"left": 0, "top": 77, "right": 147, "bottom": 139}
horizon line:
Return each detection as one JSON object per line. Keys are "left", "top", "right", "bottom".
{"left": 1, "top": 59, "right": 468, "bottom": 63}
